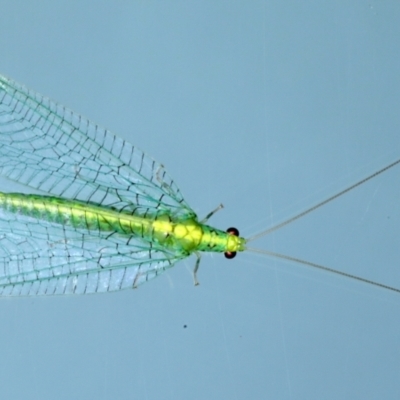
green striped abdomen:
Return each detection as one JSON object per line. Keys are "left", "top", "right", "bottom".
{"left": 0, "top": 192, "right": 245, "bottom": 255}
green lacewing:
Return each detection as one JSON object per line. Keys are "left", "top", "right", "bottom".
{"left": 0, "top": 74, "right": 398, "bottom": 296}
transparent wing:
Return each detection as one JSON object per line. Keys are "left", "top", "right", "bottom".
{"left": 0, "top": 74, "right": 194, "bottom": 218}
{"left": 0, "top": 207, "right": 185, "bottom": 296}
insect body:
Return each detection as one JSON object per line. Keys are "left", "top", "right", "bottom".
{"left": 0, "top": 74, "right": 398, "bottom": 296}
{"left": 0, "top": 192, "right": 244, "bottom": 256}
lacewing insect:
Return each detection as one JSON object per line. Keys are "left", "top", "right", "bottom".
{"left": 0, "top": 74, "right": 398, "bottom": 296}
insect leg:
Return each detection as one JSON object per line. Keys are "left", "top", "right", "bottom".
{"left": 200, "top": 204, "right": 224, "bottom": 223}
{"left": 193, "top": 252, "right": 201, "bottom": 286}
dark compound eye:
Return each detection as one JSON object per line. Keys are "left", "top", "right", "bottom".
{"left": 226, "top": 227, "right": 239, "bottom": 236}
{"left": 224, "top": 251, "right": 237, "bottom": 259}
{"left": 224, "top": 227, "right": 239, "bottom": 259}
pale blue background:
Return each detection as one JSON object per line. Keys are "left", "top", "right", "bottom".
{"left": 0, "top": 1, "right": 399, "bottom": 399}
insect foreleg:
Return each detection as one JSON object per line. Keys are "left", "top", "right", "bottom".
{"left": 200, "top": 204, "right": 224, "bottom": 223}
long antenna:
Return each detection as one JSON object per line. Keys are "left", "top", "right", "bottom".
{"left": 247, "top": 158, "right": 400, "bottom": 242}
{"left": 247, "top": 247, "right": 400, "bottom": 294}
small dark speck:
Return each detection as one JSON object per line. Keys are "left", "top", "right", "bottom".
{"left": 183, "top": 325, "right": 187, "bottom": 329}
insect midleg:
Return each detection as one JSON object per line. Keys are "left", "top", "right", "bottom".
{"left": 193, "top": 252, "right": 201, "bottom": 286}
